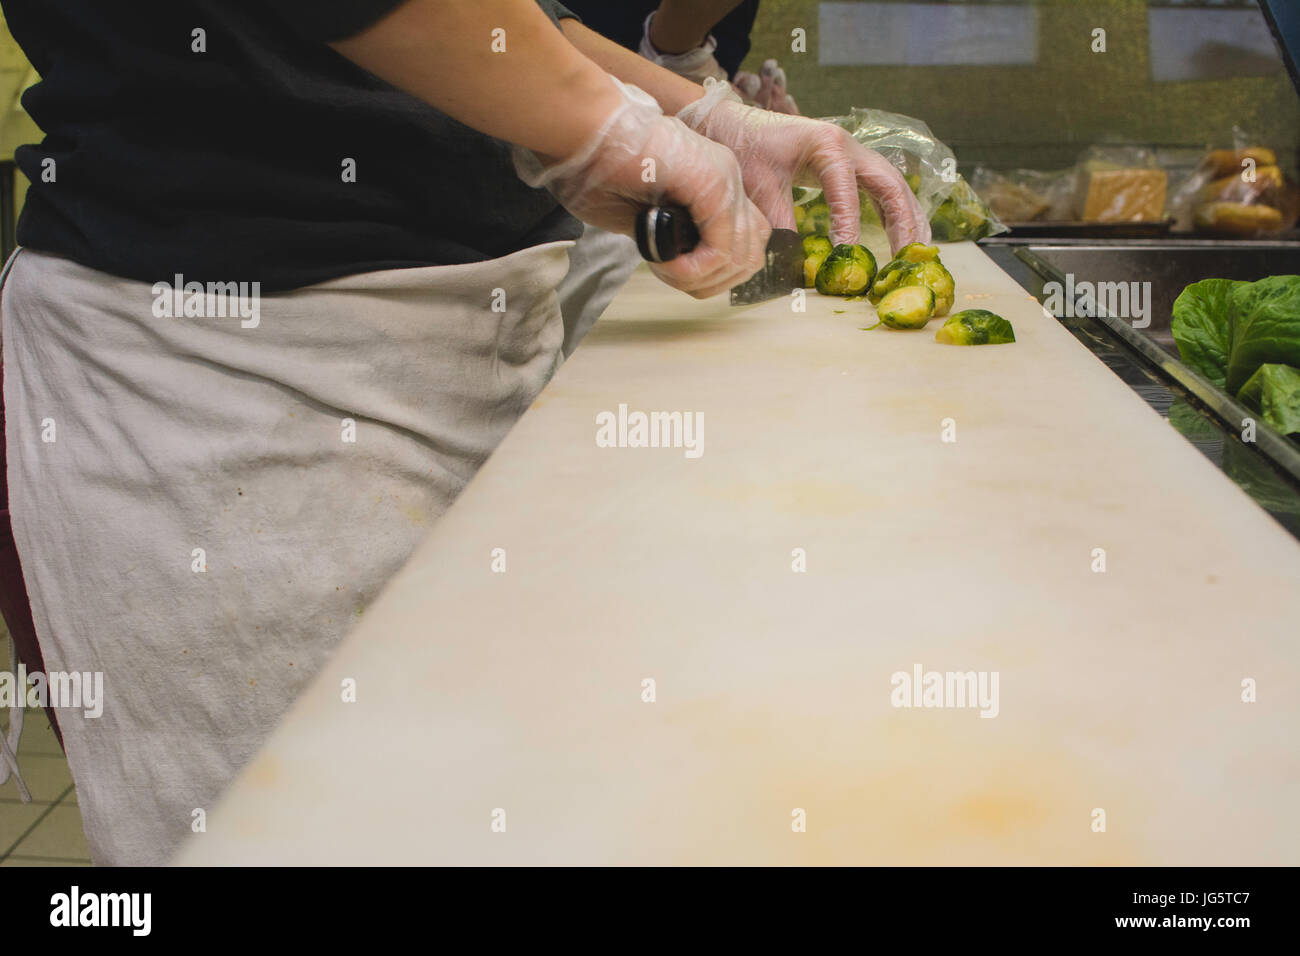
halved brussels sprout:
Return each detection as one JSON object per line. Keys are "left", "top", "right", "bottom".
{"left": 869, "top": 259, "right": 917, "bottom": 303}
{"left": 802, "top": 235, "right": 833, "bottom": 288}
{"left": 876, "top": 285, "right": 936, "bottom": 329}
{"left": 815, "top": 243, "right": 877, "bottom": 297}
{"left": 908, "top": 259, "right": 956, "bottom": 316}
{"left": 870, "top": 253, "right": 955, "bottom": 316}
{"left": 935, "top": 309, "right": 1016, "bottom": 345}
{"left": 895, "top": 242, "right": 940, "bottom": 264}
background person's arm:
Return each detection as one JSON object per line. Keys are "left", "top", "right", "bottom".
{"left": 646, "top": 0, "right": 744, "bottom": 54}
{"left": 559, "top": 17, "right": 708, "bottom": 115}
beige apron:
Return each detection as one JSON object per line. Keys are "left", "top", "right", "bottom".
{"left": 555, "top": 224, "right": 641, "bottom": 357}
{"left": 1, "top": 242, "right": 571, "bottom": 865}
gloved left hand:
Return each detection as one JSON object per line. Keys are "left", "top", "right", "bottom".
{"left": 678, "top": 80, "right": 930, "bottom": 254}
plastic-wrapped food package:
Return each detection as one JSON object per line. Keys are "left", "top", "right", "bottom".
{"left": 971, "top": 166, "right": 1079, "bottom": 223}
{"left": 1167, "top": 128, "right": 1299, "bottom": 236}
{"left": 803, "top": 107, "right": 1006, "bottom": 243}
{"left": 1072, "top": 146, "right": 1168, "bottom": 223}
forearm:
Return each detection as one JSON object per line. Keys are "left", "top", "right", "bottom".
{"left": 648, "top": 0, "right": 744, "bottom": 54}
{"left": 560, "top": 18, "right": 706, "bottom": 116}
{"left": 330, "top": 0, "right": 620, "bottom": 163}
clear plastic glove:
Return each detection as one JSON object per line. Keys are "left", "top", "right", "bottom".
{"left": 733, "top": 59, "right": 799, "bottom": 115}
{"left": 678, "top": 80, "right": 930, "bottom": 253}
{"left": 637, "top": 13, "right": 729, "bottom": 85}
{"left": 514, "top": 78, "right": 769, "bottom": 299}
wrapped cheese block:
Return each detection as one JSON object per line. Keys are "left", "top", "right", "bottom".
{"left": 1078, "top": 167, "right": 1168, "bottom": 222}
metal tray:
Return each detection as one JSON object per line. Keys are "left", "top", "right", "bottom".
{"left": 1003, "top": 219, "right": 1173, "bottom": 240}
{"left": 981, "top": 239, "right": 1300, "bottom": 539}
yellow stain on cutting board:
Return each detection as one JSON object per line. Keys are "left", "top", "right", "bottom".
{"left": 630, "top": 698, "right": 1146, "bottom": 867}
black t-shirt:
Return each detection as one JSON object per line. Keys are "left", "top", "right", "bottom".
{"left": 562, "top": 1, "right": 760, "bottom": 78}
{"left": 2, "top": 0, "right": 582, "bottom": 292}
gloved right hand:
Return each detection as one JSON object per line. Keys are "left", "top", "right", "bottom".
{"left": 513, "top": 77, "right": 770, "bottom": 299}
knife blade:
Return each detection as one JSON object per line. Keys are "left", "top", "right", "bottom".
{"left": 635, "top": 206, "right": 802, "bottom": 306}
{"left": 729, "top": 228, "right": 802, "bottom": 306}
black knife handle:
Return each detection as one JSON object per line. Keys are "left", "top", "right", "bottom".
{"left": 635, "top": 205, "right": 699, "bottom": 263}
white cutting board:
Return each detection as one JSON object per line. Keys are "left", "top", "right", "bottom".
{"left": 178, "top": 243, "right": 1300, "bottom": 865}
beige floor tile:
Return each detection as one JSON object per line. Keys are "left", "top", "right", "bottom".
{"left": 7, "top": 803, "right": 90, "bottom": 859}
{"left": 1, "top": 856, "right": 92, "bottom": 866}
{"left": 0, "top": 754, "right": 71, "bottom": 804}
{"left": 18, "top": 713, "right": 66, "bottom": 757}
{"left": 0, "top": 801, "right": 46, "bottom": 851}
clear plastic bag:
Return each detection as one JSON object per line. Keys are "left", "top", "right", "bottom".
{"left": 812, "top": 107, "right": 1007, "bottom": 243}
{"left": 1167, "top": 126, "right": 1298, "bottom": 236}
{"left": 970, "top": 166, "right": 1078, "bottom": 223}
{"left": 1072, "top": 145, "right": 1169, "bottom": 223}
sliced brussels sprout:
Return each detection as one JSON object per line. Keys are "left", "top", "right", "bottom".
{"left": 869, "top": 259, "right": 917, "bottom": 304}
{"left": 815, "top": 243, "right": 877, "bottom": 297}
{"left": 876, "top": 285, "right": 936, "bottom": 329}
{"left": 908, "top": 259, "right": 956, "bottom": 316}
{"left": 801, "top": 235, "right": 833, "bottom": 288}
{"left": 935, "top": 309, "right": 1016, "bottom": 345}
{"left": 895, "top": 242, "right": 940, "bottom": 264}
{"left": 869, "top": 253, "right": 955, "bottom": 315}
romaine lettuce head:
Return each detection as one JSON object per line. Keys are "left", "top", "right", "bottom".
{"left": 1236, "top": 363, "right": 1300, "bottom": 436}
{"left": 1170, "top": 278, "right": 1241, "bottom": 389}
{"left": 1225, "top": 276, "right": 1300, "bottom": 393}
{"left": 1171, "top": 275, "right": 1300, "bottom": 396}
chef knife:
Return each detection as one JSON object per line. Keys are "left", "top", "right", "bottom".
{"left": 726, "top": 227, "right": 801, "bottom": 306}
{"left": 635, "top": 205, "right": 802, "bottom": 306}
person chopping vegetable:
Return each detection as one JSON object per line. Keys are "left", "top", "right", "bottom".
{"left": 556, "top": 0, "right": 810, "bottom": 353}
{"left": 0, "top": 0, "right": 926, "bottom": 865}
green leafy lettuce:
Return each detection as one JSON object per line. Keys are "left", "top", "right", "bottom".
{"left": 1237, "top": 363, "right": 1300, "bottom": 436}
{"left": 1224, "top": 276, "right": 1300, "bottom": 393}
{"left": 1170, "top": 276, "right": 1300, "bottom": 438}
{"left": 1170, "top": 279, "right": 1240, "bottom": 389}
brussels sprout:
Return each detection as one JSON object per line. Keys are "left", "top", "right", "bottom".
{"left": 929, "top": 178, "right": 997, "bottom": 241}
{"left": 934, "top": 309, "right": 1016, "bottom": 345}
{"left": 908, "top": 259, "right": 956, "bottom": 316}
{"left": 815, "top": 243, "right": 877, "bottom": 297}
{"left": 869, "top": 253, "right": 955, "bottom": 315}
{"left": 801, "top": 235, "right": 833, "bottom": 288}
{"left": 895, "top": 242, "right": 940, "bottom": 264}
{"left": 798, "top": 199, "right": 832, "bottom": 237}
{"left": 876, "top": 285, "right": 936, "bottom": 329}
{"left": 868, "top": 259, "right": 918, "bottom": 303}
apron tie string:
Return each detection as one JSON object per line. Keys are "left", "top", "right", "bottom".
{"left": 0, "top": 638, "right": 31, "bottom": 801}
